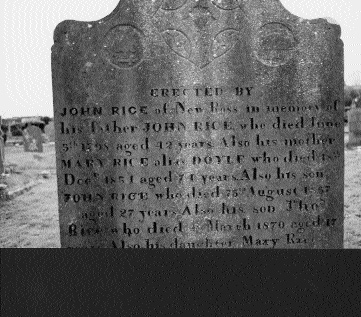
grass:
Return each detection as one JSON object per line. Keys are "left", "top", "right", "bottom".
{"left": 1, "top": 143, "right": 56, "bottom": 191}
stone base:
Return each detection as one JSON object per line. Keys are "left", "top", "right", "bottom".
{"left": 0, "top": 181, "right": 43, "bottom": 201}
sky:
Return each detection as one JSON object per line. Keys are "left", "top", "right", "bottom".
{"left": 1, "top": 0, "right": 360, "bottom": 118}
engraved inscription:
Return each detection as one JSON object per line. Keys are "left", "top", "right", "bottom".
{"left": 102, "top": 25, "right": 144, "bottom": 69}
{"left": 56, "top": 83, "right": 343, "bottom": 248}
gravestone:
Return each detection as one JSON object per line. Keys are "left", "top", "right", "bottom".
{"left": 23, "top": 125, "right": 43, "bottom": 153}
{"left": 45, "top": 122, "right": 56, "bottom": 143}
{"left": 348, "top": 100, "right": 361, "bottom": 146}
{"left": 52, "top": 0, "right": 344, "bottom": 248}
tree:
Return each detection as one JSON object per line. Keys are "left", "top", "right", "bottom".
{"left": 345, "top": 86, "right": 361, "bottom": 107}
{"left": 1, "top": 124, "right": 8, "bottom": 133}
{"left": 350, "top": 89, "right": 360, "bottom": 100}
{"left": 345, "top": 89, "right": 353, "bottom": 108}
{"left": 11, "top": 124, "right": 23, "bottom": 136}
{"left": 40, "top": 116, "right": 52, "bottom": 125}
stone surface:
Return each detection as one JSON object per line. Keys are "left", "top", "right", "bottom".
{"left": 52, "top": 0, "right": 344, "bottom": 248}
{"left": 23, "top": 126, "right": 43, "bottom": 153}
{"left": 45, "top": 122, "right": 56, "bottom": 143}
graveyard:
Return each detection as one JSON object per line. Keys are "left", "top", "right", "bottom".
{"left": 1, "top": 0, "right": 360, "bottom": 248}
{"left": 0, "top": 142, "right": 59, "bottom": 248}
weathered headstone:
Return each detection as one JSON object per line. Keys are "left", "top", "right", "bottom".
{"left": 23, "top": 125, "right": 43, "bottom": 153}
{"left": 45, "top": 122, "right": 56, "bottom": 143}
{"left": 52, "top": 0, "right": 344, "bottom": 248}
{"left": 348, "top": 100, "right": 361, "bottom": 146}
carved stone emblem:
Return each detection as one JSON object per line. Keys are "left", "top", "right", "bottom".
{"left": 102, "top": 25, "right": 144, "bottom": 69}
{"left": 253, "top": 23, "right": 297, "bottom": 67}
{"left": 153, "top": 0, "right": 244, "bottom": 68}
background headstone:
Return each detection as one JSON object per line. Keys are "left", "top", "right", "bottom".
{"left": 45, "top": 122, "right": 55, "bottom": 143}
{"left": 348, "top": 100, "right": 361, "bottom": 146}
{"left": 52, "top": 0, "right": 344, "bottom": 248}
{"left": 23, "top": 125, "right": 43, "bottom": 153}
